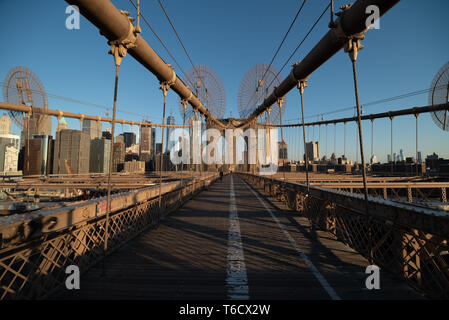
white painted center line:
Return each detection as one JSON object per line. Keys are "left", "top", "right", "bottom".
{"left": 242, "top": 178, "right": 341, "bottom": 300}
{"left": 226, "top": 174, "right": 250, "bottom": 300}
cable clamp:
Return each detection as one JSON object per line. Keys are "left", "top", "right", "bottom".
{"left": 297, "top": 79, "right": 308, "bottom": 95}
{"left": 108, "top": 11, "right": 140, "bottom": 66}
{"left": 160, "top": 65, "right": 176, "bottom": 97}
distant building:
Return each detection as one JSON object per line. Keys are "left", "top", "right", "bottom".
{"left": 400, "top": 149, "right": 404, "bottom": 162}
{"left": 89, "top": 138, "right": 110, "bottom": 173}
{"left": 417, "top": 151, "right": 422, "bottom": 163}
{"left": 339, "top": 155, "right": 348, "bottom": 165}
{"left": 0, "top": 114, "right": 11, "bottom": 134}
{"left": 156, "top": 143, "right": 162, "bottom": 154}
{"left": 53, "top": 130, "right": 90, "bottom": 174}
{"left": 124, "top": 160, "right": 145, "bottom": 173}
{"left": 166, "top": 115, "right": 175, "bottom": 153}
{"left": 278, "top": 141, "right": 288, "bottom": 163}
{"left": 126, "top": 143, "right": 140, "bottom": 155}
{"left": 370, "top": 154, "right": 378, "bottom": 164}
{"left": 330, "top": 153, "right": 338, "bottom": 165}
{"left": 387, "top": 154, "right": 392, "bottom": 163}
{"left": 102, "top": 129, "right": 112, "bottom": 140}
{"left": 115, "top": 134, "right": 124, "bottom": 144}
{"left": 56, "top": 117, "right": 68, "bottom": 132}
{"left": 305, "top": 141, "right": 320, "bottom": 163}
{"left": 23, "top": 135, "right": 53, "bottom": 175}
{"left": 0, "top": 133, "right": 20, "bottom": 173}
{"left": 123, "top": 132, "right": 136, "bottom": 148}
{"left": 426, "top": 152, "right": 439, "bottom": 160}
{"left": 22, "top": 113, "right": 52, "bottom": 139}
{"left": 140, "top": 123, "right": 156, "bottom": 158}
{"left": 82, "top": 119, "right": 102, "bottom": 140}
{"left": 4, "top": 145, "right": 19, "bottom": 172}
{"left": 112, "top": 142, "right": 125, "bottom": 172}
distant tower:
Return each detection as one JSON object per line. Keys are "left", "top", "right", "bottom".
{"left": 140, "top": 122, "right": 151, "bottom": 156}
{"left": 417, "top": 151, "right": 422, "bottom": 163}
{"left": 56, "top": 117, "right": 68, "bottom": 132}
{"left": 400, "top": 149, "right": 404, "bottom": 161}
{"left": 305, "top": 141, "right": 320, "bottom": 163}
{"left": 0, "top": 114, "right": 11, "bottom": 134}
{"left": 370, "top": 154, "right": 377, "bottom": 164}
{"left": 82, "top": 119, "right": 102, "bottom": 140}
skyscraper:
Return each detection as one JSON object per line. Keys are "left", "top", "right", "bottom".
{"left": 0, "top": 114, "right": 11, "bottom": 134}
{"left": 89, "top": 138, "right": 110, "bottom": 173}
{"left": 82, "top": 119, "right": 102, "bottom": 140}
{"left": 166, "top": 115, "right": 175, "bottom": 153}
{"left": 0, "top": 133, "right": 20, "bottom": 173}
{"left": 24, "top": 135, "right": 53, "bottom": 175}
{"left": 140, "top": 122, "right": 152, "bottom": 156}
{"left": 305, "top": 141, "right": 320, "bottom": 163}
{"left": 123, "top": 132, "right": 136, "bottom": 148}
{"left": 53, "top": 129, "right": 90, "bottom": 174}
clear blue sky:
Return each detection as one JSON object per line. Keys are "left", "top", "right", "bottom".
{"left": 0, "top": 0, "right": 448, "bottom": 162}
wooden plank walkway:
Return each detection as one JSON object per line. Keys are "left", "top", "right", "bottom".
{"left": 57, "top": 174, "right": 421, "bottom": 300}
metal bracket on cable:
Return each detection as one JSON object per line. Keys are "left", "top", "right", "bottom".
{"left": 160, "top": 65, "right": 176, "bottom": 98}
{"left": 344, "top": 35, "right": 365, "bottom": 63}
{"left": 333, "top": 4, "right": 367, "bottom": 43}
{"left": 297, "top": 79, "right": 308, "bottom": 95}
{"left": 108, "top": 10, "right": 140, "bottom": 66}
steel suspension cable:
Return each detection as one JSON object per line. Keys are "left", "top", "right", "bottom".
{"left": 297, "top": 81, "right": 310, "bottom": 190}
{"left": 260, "top": 0, "right": 307, "bottom": 86}
{"left": 129, "top": 0, "right": 194, "bottom": 89}
{"left": 266, "top": 2, "right": 331, "bottom": 90}
{"left": 157, "top": 0, "right": 200, "bottom": 80}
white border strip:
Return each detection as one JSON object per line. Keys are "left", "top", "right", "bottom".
{"left": 226, "top": 174, "right": 250, "bottom": 300}
{"left": 242, "top": 178, "right": 341, "bottom": 300}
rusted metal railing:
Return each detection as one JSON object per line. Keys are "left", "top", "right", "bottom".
{"left": 238, "top": 172, "right": 449, "bottom": 299}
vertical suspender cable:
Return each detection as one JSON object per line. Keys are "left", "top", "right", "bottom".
{"left": 104, "top": 62, "right": 120, "bottom": 269}
{"left": 390, "top": 116, "right": 394, "bottom": 174}
{"left": 159, "top": 84, "right": 168, "bottom": 208}
{"left": 297, "top": 80, "right": 310, "bottom": 191}
{"left": 278, "top": 98, "right": 286, "bottom": 181}
{"left": 415, "top": 114, "right": 419, "bottom": 176}
{"left": 370, "top": 119, "right": 374, "bottom": 162}
{"left": 347, "top": 39, "right": 369, "bottom": 205}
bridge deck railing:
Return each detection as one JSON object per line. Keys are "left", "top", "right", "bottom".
{"left": 238, "top": 172, "right": 449, "bottom": 299}
{"left": 0, "top": 173, "right": 219, "bottom": 300}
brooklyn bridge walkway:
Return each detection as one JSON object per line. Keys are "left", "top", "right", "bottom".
{"left": 58, "top": 174, "right": 420, "bottom": 300}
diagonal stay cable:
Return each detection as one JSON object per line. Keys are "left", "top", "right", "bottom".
{"left": 129, "top": 0, "right": 194, "bottom": 89}
{"left": 242, "top": 1, "right": 307, "bottom": 118}
{"left": 260, "top": 0, "right": 307, "bottom": 86}
{"left": 266, "top": 2, "right": 331, "bottom": 91}
{"left": 157, "top": 0, "right": 200, "bottom": 79}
